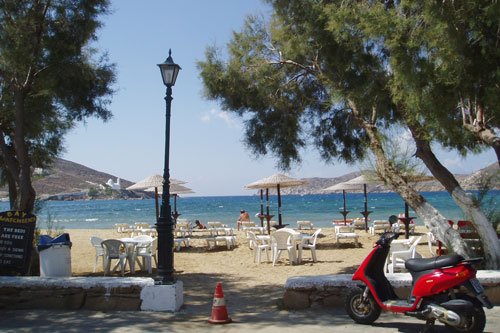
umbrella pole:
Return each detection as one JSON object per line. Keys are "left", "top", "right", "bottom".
{"left": 260, "top": 189, "right": 264, "bottom": 227}
{"left": 171, "top": 194, "right": 181, "bottom": 224}
{"left": 341, "top": 190, "right": 349, "bottom": 226}
{"left": 266, "top": 188, "right": 271, "bottom": 235}
{"left": 404, "top": 202, "right": 410, "bottom": 239}
{"left": 364, "top": 184, "right": 368, "bottom": 231}
{"left": 277, "top": 183, "right": 282, "bottom": 226}
{"left": 155, "top": 187, "right": 159, "bottom": 223}
{"left": 358, "top": 184, "right": 372, "bottom": 232}
{"left": 174, "top": 194, "right": 178, "bottom": 215}
{"left": 266, "top": 189, "right": 270, "bottom": 216}
{"left": 343, "top": 190, "right": 346, "bottom": 213}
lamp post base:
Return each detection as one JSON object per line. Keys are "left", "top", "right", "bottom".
{"left": 141, "top": 280, "right": 184, "bottom": 312}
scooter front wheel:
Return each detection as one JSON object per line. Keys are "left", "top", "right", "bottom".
{"left": 345, "top": 287, "right": 381, "bottom": 325}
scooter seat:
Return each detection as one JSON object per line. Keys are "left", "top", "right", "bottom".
{"left": 405, "top": 254, "right": 464, "bottom": 272}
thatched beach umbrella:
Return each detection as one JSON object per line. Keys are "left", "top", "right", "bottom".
{"left": 342, "top": 172, "right": 433, "bottom": 238}
{"left": 126, "top": 174, "right": 186, "bottom": 190}
{"left": 342, "top": 175, "right": 384, "bottom": 231}
{"left": 149, "top": 184, "right": 194, "bottom": 221}
{"left": 127, "top": 174, "right": 187, "bottom": 222}
{"left": 323, "top": 182, "right": 364, "bottom": 225}
{"left": 245, "top": 173, "right": 309, "bottom": 228}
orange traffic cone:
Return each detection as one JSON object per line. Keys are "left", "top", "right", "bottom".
{"left": 208, "top": 282, "right": 232, "bottom": 324}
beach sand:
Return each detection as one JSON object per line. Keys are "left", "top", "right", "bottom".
{"left": 52, "top": 226, "right": 431, "bottom": 313}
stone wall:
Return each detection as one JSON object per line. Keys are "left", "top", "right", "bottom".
{"left": 0, "top": 276, "right": 152, "bottom": 311}
{"left": 283, "top": 271, "right": 500, "bottom": 310}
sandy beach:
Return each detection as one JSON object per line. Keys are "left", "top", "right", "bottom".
{"left": 61, "top": 226, "right": 431, "bottom": 293}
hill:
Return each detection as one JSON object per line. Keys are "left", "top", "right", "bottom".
{"left": 0, "top": 158, "right": 152, "bottom": 200}
{"left": 276, "top": 163, "right": 500, "bottom": 195}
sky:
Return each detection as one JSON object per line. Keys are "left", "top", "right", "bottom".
{"left": 62, "top": 0, "right": 498, "bottom": 197}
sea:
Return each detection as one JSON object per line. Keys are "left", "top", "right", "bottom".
{"left": 0, "top": 191, "right": 498, "bottom": 230}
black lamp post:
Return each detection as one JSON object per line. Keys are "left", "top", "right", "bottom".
{"left": 156, "top": 49, "right": 181, "bottom": 285}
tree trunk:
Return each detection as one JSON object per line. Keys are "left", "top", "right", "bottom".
{"left": 14, "top": 92, "right": 36, "bottom": 213}
{"left": 0, "top": 132, "right": 21, "bottom": 210}
{"left": 408, "top": 122, "right": 500, "bottom": 269}
{"left": 463, "top": 123, "right": 500, "bottom": 166}
{"left": 347, "top": 98, "right": 471, "bottom": 257}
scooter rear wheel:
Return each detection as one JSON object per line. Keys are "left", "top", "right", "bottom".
{"left": 445, "top": 294, "right": 485, "bottom": 333}
{"left": 345, "top": 287, "right": 381, "bottom": 325}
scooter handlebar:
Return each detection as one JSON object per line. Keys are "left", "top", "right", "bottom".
{"left": 376, "top": 231, "right": 399, "bottom": 247}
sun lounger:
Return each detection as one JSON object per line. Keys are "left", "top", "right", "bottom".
{"left": 335, "top": 225, "right": 359, "bottom": 246}
{"left": 370, "top": 220, "right": 390, "bottom": 235}
{"left": 297, "top": 221, "right": 314, "bottom": 230}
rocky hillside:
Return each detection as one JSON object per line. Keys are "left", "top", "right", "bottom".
{"left": 277, "top": 163, "right": 500, "bottom": 195}
{"left": 0, "top": 158, "right": 152, "bottom": 200}
{"left": 34, "top": 158, "right": 135, "bottom": 194}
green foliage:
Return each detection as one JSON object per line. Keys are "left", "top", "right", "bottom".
{"left": 354, "top": 1, "right": 500, "bottom": 153}
{"left": 88, "top": 187, "right": 98, "bottom": 198}
{"left": 0, "top": 0, "right": 115, "bottom": 211}
{"left": 104, "top": 186, "right": 112, "bottom": 196}
{"left": 476, "top": 174, "right": 500, "bottom": 232}
{"left": 198, "top": 0, "right": 500, "bottom": 170}
{"left": 198, "top": 5, "right": 393, "bottom": 169}
{"left": 360, "top": 128, "right": 428, "bottom": 185}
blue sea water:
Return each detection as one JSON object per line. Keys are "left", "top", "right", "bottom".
{"left": 0, "top": 191, "right": 497, "bottom": 230}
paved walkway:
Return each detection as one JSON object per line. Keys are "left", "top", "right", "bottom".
{"left": 1, "top": 273, "right": 499, "bottom": 332}
{"left": 1, "top": 306, "right": 499, "bottom": 332}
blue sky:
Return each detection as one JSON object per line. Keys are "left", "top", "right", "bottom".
{"left": 62, "top": 0, "right": 498, "bottom": 196}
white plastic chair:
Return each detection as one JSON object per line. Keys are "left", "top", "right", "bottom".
{"left": 299, "top": 228, "right": 322, "bottom": 262}
{"left": 241, "top": 221, "right": 257, "bottom": 234}
{"left": 136, "top": 238, "right": 158, "bottom": 274}
{"left": 387, "top": 236, "right": 422, "bottom": 273}
{"left": 132, "top": 235, "right": 154, "bottom": 270}
{"left": 241, "top": 221, "right": 259, "bottom": 242}
{"left": 247, "top": 231, "right": 270, "bottom": 264}
{"left": 427, "top": 232, "right": 438, "bottom": 257}
{"left": 90, "top": 236, "right": 104, "bottom": 273}
{"left": 271, "top": 230, "right": 296, "bottom": 266}
{"left": 101, "top": 239, "right": 128, "bottom": 276}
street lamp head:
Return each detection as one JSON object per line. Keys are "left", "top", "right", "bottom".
{"left": 158, "top": 49, "right": 181, "bottom": 86}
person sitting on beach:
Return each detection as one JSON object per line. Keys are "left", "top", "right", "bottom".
{"left": 237, "top": 209, "right": 250, "bottom": 230}
{"left": 194, "top": 220, "right": 206, "bottom": 229}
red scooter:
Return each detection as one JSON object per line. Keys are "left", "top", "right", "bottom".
{"left": 345, "top": 232, "right": 493, "bottom": 332}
